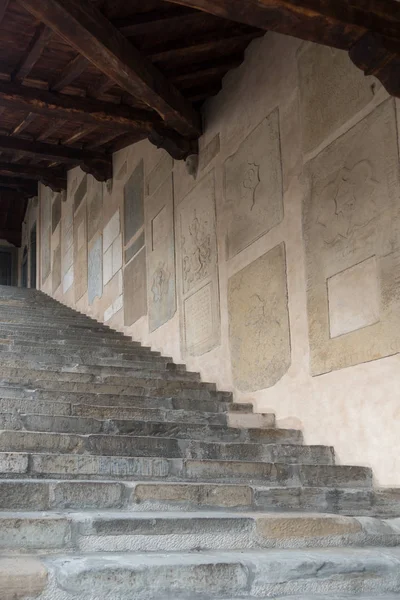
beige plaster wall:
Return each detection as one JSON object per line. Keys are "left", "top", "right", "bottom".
{"left": 29, "top": 32, "right": 400, "bottom": 486}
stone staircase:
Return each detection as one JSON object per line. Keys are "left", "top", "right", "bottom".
{"left": 0, "top": 286, "right": 399, "bottom": 600}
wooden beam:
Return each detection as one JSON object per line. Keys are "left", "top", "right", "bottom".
{"left": 164, "top": 0, "right": 400, "bottom": 98}
{"left": 18, "top": 0, "right": 201, "bottom": 137}
{"left": 63, "top": 124, "right": 99, "bottom": 145}
{"left": 37, "top": 119, "right": 66, "bottom": 141}
{"left": 0, "top": 175, "right": 37, "bottom": 195}
{"left": 0, "top": 81, "right": 159, "bottom": 132}
{"left": 10, "top": 112, "right": 37, "bottom": 136}
{"left": 13, "top": 23, "right": 53, "bottom": 82}
{"left": 50, "top": 54, "right": 89, "bottom": 91}
{"left": 0, "top": 0, "right": 10, "bottom": 27}
{"left": 0, "top": 162, "right": 67, "bottom": 191}
{"left": 0, "top": 134, "right": 112, "bottom": 181}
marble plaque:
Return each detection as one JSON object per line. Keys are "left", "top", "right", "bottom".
{"left": 88, "top": 235, "right": 103, "bottom": 305}
{"left": 74, "top": 175, "right": 87, "bottom": 212}
{"left": 124, "top": 247, "right": 147, "bottom": 326}
{"left": 87, "top": 177, "right": 103, "bottom": 242}
{"left": 125, "top": 231, "right": 145, "bottom": 264}
{"left": 103, "top": 210, "right": 120, "bottom": 252}
{"left": 146, "top": 176, "right": 176, "bottom": 332}
{"left": 73, "top": 205, "right": 87, "bottom": 302}
{"left": 51, "top": 194, "right": 62, "bottom": 233}
{"left": 228, "top": 243, "right": 291, "bottom": 392}
{"left": 146, "top": 154, "right": 173, "bottom": 197}
{"left": 41, "top": 186, "right": 52, "bottom": 284}
{"left": 299, "top": 45, "right": 375, "bottom": 155}
{"left": 224, "top": 109, "right": 283, "bottom": 259}
{"left": 63, "top": 266, "right": 74, "bottom": 293}
{"left": 177, "top": 171, "right": 220, "bottom": 356}
{"left": 304, "top": 100, "right": 400, "bottom": 375}
{"left": 52, "top": 243, "right": 62, "bottom": 293}
{"left": 124, "top": 160, "right": 144, "bottom": 244}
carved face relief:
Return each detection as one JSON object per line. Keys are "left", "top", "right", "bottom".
{"left": 182, "top": 209, "right": 212, "bottom": 289}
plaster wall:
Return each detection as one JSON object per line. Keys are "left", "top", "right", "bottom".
{"left": 28, "top": 32, "right": 400, "bottom": 486}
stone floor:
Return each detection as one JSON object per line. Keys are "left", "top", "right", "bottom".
{"left": 0, "top": 285, "right": 399, "bottom": 599}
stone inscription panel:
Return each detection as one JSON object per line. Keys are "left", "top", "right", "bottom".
{"left": 184, "top": 281, "right": 218, "bottom": 356}
{"left": 299, "top": 45, "right": 375, "bottom": 155}
{"left": 52, "top": 194, "right": 61, "bottom": 234}
{"left": 52, "top": 243, "right": 61, "bottom": 294}
{"left": 228, "top": 243, "right": 291, "bottom": 392}
{"left": 304, "top": 100, "right": 400, "bottom": 375}
{"left": 88, "top": 235, "right": 103, "bottom": 305}
{"left": 145, "top": 176, "right": 176, "bottom": 332}
{"left": 41, "top": 186, "right": 52, "bottom": 284}
{"left": 73, "top": 205, "right": 87, "bottom": 302}
{"left": 177, "top": 171, "right": 220, "bottom": 356}
{"left": 146, "top": 154, "right": 173, "bottom": 197}
{"left": 124, "top": 247, "right": 147, "bottom": 326}
{"left": 224, "top": 109, "right": 283, "bottom": 259}
{"left": 87, "top": 177, "right": 103, "bottom": 243}
{"left": 125, "top": 231, "right": 145, "bottom": 265}
{"left": 124, "top": 160, "right": 144, "bottom": 244}
{"left": 74, "top": 175, "right": 87, "bottom": 213}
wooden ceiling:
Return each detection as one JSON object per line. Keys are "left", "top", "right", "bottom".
{"left": 0, "top": 0, "right": 399, "bottom": 245}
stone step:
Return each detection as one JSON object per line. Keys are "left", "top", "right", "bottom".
{"left": 0, "top": 479, "right": 397, "bottom": 516}
{"left": 0, "top": 452, "right": 372, "bottom": 485}
{"left": 0, "top": 365, "right": 201, "bottom": 383}
{"left": 0, "top": 318, "right": 122, "bottom": 332}
{"left": 0, "top": 511, "right": 398, "bottom": 553}
{"left": 25, "top": 548, "right": 400, "bottom": 597}
{"left": 0, "top": 431, "right": 311, "bottom": 462}
{"left": 0, "top": 311, "right": 110, "bottom": 327}
{"left": 0, "top": 413, "right": 281, "bottom": 443}
{"left": 7, "top": 335, "right": 144, "bottom": 349}
{"left": 0, "top": 344, "right": 164, "bottom": 360}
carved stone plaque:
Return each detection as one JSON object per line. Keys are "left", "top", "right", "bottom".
{"left": 87, "top": 177, "right": 103, "bottom": 243}
{"left": 299, "top": 45, "right": 375, "bottom": 155}
{"left": 228, "top": 243, "right": 291, "bottom": 392}
{"left": 304, "top": 100, "right": 400, "bottom": 375}
{"left": 146, "top": 154, "right": 173, "bottom": 197}
{"left": 52, "top": 243, "right": 61, "bottom": 293}
{"left": 146, "top": 176, "right": 176, "bottom": 332}
{"left": 73, "top": 205, "right": 87, "bottom": 302}
{"left": 124, "top": 247, "right": 147, "bottom": 326}
{"left": 224, "top": 109, "right": 283, "bottom": 259}
{"left": 41, "top": 186, "right": 52, "bottom": 284}
{"left": 125, "top": 231, "right": 145, "bottom": 264}
{"left": 88, "top": 235, "right": 103, "bottom": 305}
{"left": 51, "top": 194, "right": 61, "bottom": 234}
{"left": 177, "top": 171, "right": 220, "bottom": 356}
{"left": 124, "top": 160, "right": 144, "bottom": 244}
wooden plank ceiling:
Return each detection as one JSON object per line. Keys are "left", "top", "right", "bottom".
{"left": 0, "top": 0, "right": 399, "bottom": 245}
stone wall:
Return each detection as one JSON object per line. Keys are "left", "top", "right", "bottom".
{"left": 25, "top": 32, "right": 400, "bottom": 486}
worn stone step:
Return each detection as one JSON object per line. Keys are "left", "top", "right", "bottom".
{"left": 0, "top": 319, "right": 122, "bottom": 333}
{"left": 0, "top": 386, "right": 236, "bottom": 413}
{"left": 0, "top": 431, "right": 309, "bottom": 462}
{"left": 0, "top": 413, "right": 281, "bottom": 443}
{"left": 0, "top": 452, "right": 372, "bottom": 485}
{"left": 0, "top": 365, "right": 201, "bottom": 384}
{"left": 0, "top": 344, "right": 164, "bottom": 360}
{"left": 0, "top": 479, "right": 397, "bottom": 516}
{"left": 31, "top": 548, "right": 400, "bottom": 597}
{"left": 8, "top": 336, "right": 145, "bottom": 350}
{"left": 0, "top": 511, "right": 398, "bottom": 553}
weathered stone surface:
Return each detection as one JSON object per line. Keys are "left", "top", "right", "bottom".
{"left": 125, "top": 230, "right": 145, "bottom": 264}
{"left": 228, "top": 243, "right": 291, "bottom": 391}
{"left": 0, "top": 557, "right": 47, "bottom": 600}
{"left": 51, "top": 481, "right": 124, "bottom": 509}
{"left": 88, "top": 235, "right": 103, "bottom": 305}
{"left": 87, "top": 176, "right": 103, "bottom": 242}
{"left": 256, "top": 513, "right": 362, "bottom": 539}
{"left": 0, "top": 481, "right": 49, "bottom": 510}
{"left": 103, "top": 210, "right": 122, "bottom": 285}
{"left": 224, "top": 110, "right": 283, "bottom": 258}
{"left": 52, "top": 242, "right": 61, "bottom": 293}
{"left": 133, "top": 483, "right": 253, "bottom": 509}
{"left": 304, "top": 100, "right": 400, "bottom": 375}
{"left": 74, "top": 174, "right": 87, "bottom": 212}
{"left": 124, "top": 160, "right": 144, "bottom": 243}
{"left": 124, "top": 247, "right": 147, "bottom": 326}
{"left": 146, "top": 175, "right": 176, "bottom": 331}
{"left": 299, "top": 44, "right": 375, "bottom": 154}
{"left": 51, "top": 192, "right": 61, "bottom": 233}
{"left": 41, "top": 185, "right": 52, "bottom": 284}
{"left": 199, "top": 133, "right": 220, "bottom": 172}
{"left": 103, "top": 210, "right": 120, "bottom": 252}
{"left": 177, "top": 171, "right": 220, "bottom": 356}
{"left": 73, "top": 204, "right": 87, "bottom": 301}
{"left": 146, "top": 154, "right": 173, "bottom": 197}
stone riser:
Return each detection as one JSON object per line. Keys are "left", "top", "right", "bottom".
{"left": 0, "top": 452, "right": 372, "bottom": 486}
{"left": 0, "top": 346, "right": 166, "bottom": 361}
{"left": 0, "top": 511, "right": 398, "bottom": 553}
{"left": 0, "top": 479, "right": 397, "bottom": 517}
{"left": 0, "top": 413, "right": 280, "bottom": 443}
{"left": 16, "top": 548, "right": 400, "bottom": 598}
{"left": 0, "top": 430, "right": 314, "bottom": 462}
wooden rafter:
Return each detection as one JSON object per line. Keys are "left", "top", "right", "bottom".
{"left": 0, "top": 161, "right": 66, "bottom": 191}
{"left": 18, "top": 0, "right": 202, "bottom": 138}
{"left": 0, "top": 0, "right": 10, "bottom": 26}
{"left": 13, "top": 23, "right": 53, "bottom": 82}
{"left": 163, "top": 0, "right": 400, "bottom": 95}
{"left": 0, "top": 175, "right": 37, "bottom": 195}
{"left": 50, "top": 54, "right": 89, "bottom": 91}
{"left": 0, "top": 81, "right": 160, "bottom": 132}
